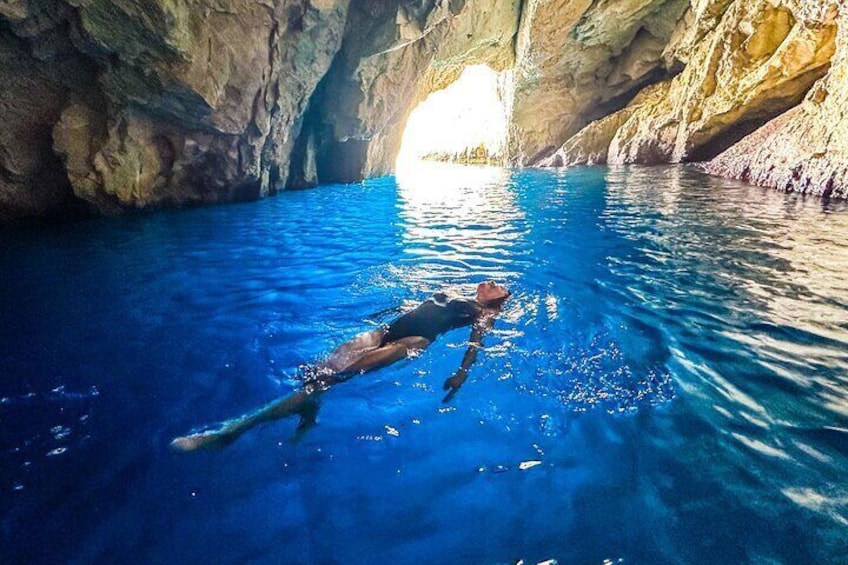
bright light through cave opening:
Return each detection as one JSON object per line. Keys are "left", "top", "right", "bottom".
{"left": 396, "top": 65, "right": 512, "bottom": 169}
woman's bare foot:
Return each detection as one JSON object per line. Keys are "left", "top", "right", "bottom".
{"left": 169, "top": 429, "right": 232, "bottom": 452}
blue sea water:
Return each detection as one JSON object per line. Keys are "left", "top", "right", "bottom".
{"left": 2, "top": 163, "right": 848, "bottom": 564}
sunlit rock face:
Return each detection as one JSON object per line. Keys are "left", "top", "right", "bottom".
{"left": 509, "top": 0, "right": 690, "bottom": 165}
{"left": 608, "top": 0, "right": 838, "bottom": 165}
{"left": 548, "top": 0, "right": 839, "bottom": 169}
{"left": 704, "top": 3, "right": 848, "bottom": 198}
{"left": 536, "top": 81, "right": 670, "bottom": 167}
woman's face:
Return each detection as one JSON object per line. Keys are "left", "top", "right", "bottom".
{"left": 476, "top": 281, "right": 510, "bottom": 304}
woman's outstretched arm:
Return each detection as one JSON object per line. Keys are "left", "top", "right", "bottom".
{"left": 442, "top": 312, "right": 496, "bottom": 403}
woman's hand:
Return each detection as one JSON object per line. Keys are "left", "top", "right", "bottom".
{"left": 442, "top": 369, "right": 467, "bottom": 403}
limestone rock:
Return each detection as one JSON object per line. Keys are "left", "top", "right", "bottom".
{"left": 538, "top": 81, "right": 672, "bottom": 167}
{"left": 301, "top": 0, "right": 521, "bottom": 184}
{"left": 608, "top": 0, "right": 838, "bottom": 165}
{"left": 3, "top": 0, "right": 848, "bottom": 221}
{"left": 80, "top": 0, "right": 351, "bottom": 208}
{"left": 0, "top": 21, "right": 94, "bottom": 221}
{"left": 1, "top": 0, "right": 350, "bottom": 218}
{"left": 705, "top": 3, "right": 848, "bottom": 197}
{"left": 52, "top": 101, "right": 108, "bottom": 210}
{"left": 538, "top": 108, "right": 636, "bottom": 168}
{"left": 510, "top": 0, "right": 690, "bottom": 164}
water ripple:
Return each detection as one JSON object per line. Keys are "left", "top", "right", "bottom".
{"left": 2, "top": 163, "right": 848, "bottom": 562}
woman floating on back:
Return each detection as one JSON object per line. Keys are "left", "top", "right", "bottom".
{"left": 170, "top": 281, "right": 511, "bottom": 451}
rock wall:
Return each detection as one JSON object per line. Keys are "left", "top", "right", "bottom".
{"left": 704, "top": 3, "right": 848, "bottom": 198}
{"left": 544, "top": 0, "right": 839, "bottom": 167}
{"left": 608, "top": 0, "right": 837, "bottom": 165}
{"left": 1, "top": 0, "right": 351, "bottom": 219}
{"left": 0, "top": 1, "right": 102, "bottom": 221}
{"left": 509, "top": 0, "right": 690, "bottom": 164}
{"left": 536, "top": 81, "right": 670, "bottom": 167}
{"left": 296, "top": 0, "right": 521, "bottom": 185}
{"left": 1, "top": 0, "right": 847, "bottom": 221}
{"left": 0, "top": 0, "right": 521, "bottom": 219}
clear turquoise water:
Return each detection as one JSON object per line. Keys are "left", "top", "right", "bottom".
{"left": 2, "top": 163, "right": 848, "bottom": 563}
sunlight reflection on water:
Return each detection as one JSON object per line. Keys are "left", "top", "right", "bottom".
{"left": 393, "top": 161, "right": 529, "bottom": 293}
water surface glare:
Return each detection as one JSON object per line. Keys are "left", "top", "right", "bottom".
{"left": 2, "top": 163, "right": 848, "bottom": 563}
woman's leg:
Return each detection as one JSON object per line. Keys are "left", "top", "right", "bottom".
{"left": 341, "top": 336, "right": 431, "bottom": 373}
{"left": 169, "top": 334, "right": 430, "bottom": 452}
{"left": 170, "top": 389, "right": 322, "bottom": 452}
{"left": 320, "top": 328, "right": 386, "bottom": 373}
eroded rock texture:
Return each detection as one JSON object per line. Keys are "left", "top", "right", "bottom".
{"left": 705, "top": 3, "right": 848, "bottom": 198}
{"left": 1, "top": 0, "right": 847, "bottom": 221}
{"left": 1, "top": 0, "right": 522, "bottom": 218}
{"left": 536, "top": 81, "right": 670, "bottom": 167}
{"left": 0, "top": 0, "right": 100, "bottom": 221}
{"left": 543, "top": 0, "right": 848, "bottom": 181}
{"left": 544, "top": 0, "right": 839, "bottom": 169}
{"left": 2, "top": 0, "right": 351, "bottom": 219}
{"left": 509, "top": 0, "right": 690, "bottom": 164}
{"left": 609, "top": 0, "right": 838, "bottom": 165}
{"left": 294, "top": 0, "right": 521, "bottom": 185}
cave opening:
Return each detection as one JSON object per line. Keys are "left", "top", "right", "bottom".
{"left": 395, "top": 64, "right": 512, "bottom": 170}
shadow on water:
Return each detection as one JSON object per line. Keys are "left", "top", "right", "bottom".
{"left": 1, "top": 163, "right": 848, "bottom": 563}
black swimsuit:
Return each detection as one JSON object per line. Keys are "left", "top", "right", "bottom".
{"left": 381, "top": 293, "right": 483, "bottom": 345}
